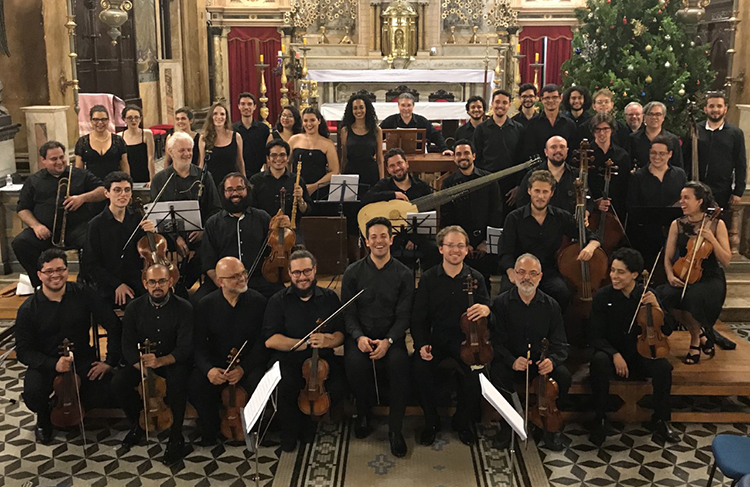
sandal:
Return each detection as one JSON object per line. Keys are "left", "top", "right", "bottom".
{"left": 684, "top": 345, "right": 701, "bottom": 365}
{"left": 699, "top": 329, "right": 716, "bottom": 357}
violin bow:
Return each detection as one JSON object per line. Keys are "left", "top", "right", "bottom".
{"left": 372, "top": 359, "right": 381, "bottom": 405}
{"left": 680, "top": 215, "right": 709, "bottom": 302}
{"left": 120, "top": 171, "right": 176, "bottom": 258}
{"left": 524, "top": 343, "right": 530, "bottom": 449}
{"left": 627, "top": 248, "right": 663, "bottom": 334}
{"left": 223, "top": 340, "right": 249, "bottom": 375}
{"left": 138, "top": 342, "right": 150, "bottom": 442}
{"left": 68, "top": 348, "right": 88, "bottom": 450}
{"left": 290, "top": 289, "right": 366, "bottom": 351}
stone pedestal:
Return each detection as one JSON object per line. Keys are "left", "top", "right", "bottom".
{"left": 20, "top": 106, "right": 70, "bottom": 174}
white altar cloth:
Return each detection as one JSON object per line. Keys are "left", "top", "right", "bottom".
{"left": 320, "top": 102, "right": 467, "bottom": 122}
{"left": 308, "top": 69, "right": 489, "bottom": 83}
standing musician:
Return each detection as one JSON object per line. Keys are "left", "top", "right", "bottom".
{"left": 562, "top": 86, "right": 593, "bottom": 149}
{"left": 522, "top": 84, "right": 577, "bottom": 162}
{"left": 342, "top": 217, "right": 413, "bottom": 458}
{"left": 411, "top": 226, "right": 491, "bottom": 447}
{"left": 657, "top": 182, "right": 731, "bottom": 364}
{"left": 15, "top": 248, "right": 121, "bottom": 444}
{"left": 262, "top": 249, "right": 347, "bottom": 452}
{"left": 111, "top": 264, "right": 193, "bottom": 465}
{"left": 188, "top": 257, "right": 268, "bottom": 446}
{"left": 629, "top": 101, "right": 684, "bottom": 170}
{"left": 83, "top": 171, "right": 156, "bottom": 308}
{"left": 511, "top": 83, "right": 539, "bottom": 128}
{"left": 491, "top": 253, "right": 570, "bottom": 451}
{"left": 516, "top": 136, "right": 578, "bottom": 214}
{"left": 380, "top": 92, "right": 452, "bottom": 155}
{"left": 500, "top": 170, "right": 601, "bottom": 312}
{"left": 589, "top": 248, "right": 679, "bottom": 445}
{"left": 589, "top": 112, "right": 632, "bottom": 219}
{"left": 13, "top": 141, "right": 106, "bottom": 288}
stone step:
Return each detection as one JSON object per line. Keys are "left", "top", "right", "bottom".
{"left": 727, "top": 254, "right": 750, "bottom": 273}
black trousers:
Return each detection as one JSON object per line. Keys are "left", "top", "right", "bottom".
{"left": 344, "top": 337, "right": 409, "bottom": 433}
{"left": 12, "top": 224, "right": 88, "bottom": 287}
{"left": 412, "top": 345, "right": 481, "bottom": 430}
{"left": 111, "top": 362, "right": 191, "bottom": 439}
{"left": 590, "top": 350, "right": 672, "bottom": 421}
{"left": 187, "top": 365, "right": 266, "bottom": 438}
{"left": 500, "top": 271, "right": 571, "bottom": 312}
{"left": 490, "top": 360, "right": 572, "bottom": 406}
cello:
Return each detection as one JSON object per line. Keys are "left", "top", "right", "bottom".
{"left": 220, "top": 346, "right": 250, "bottom": 441}
{"left": 134, "top": 198, "right": 180, "bottom": 282}
{"left": 527, "top": 338, "right": 563, "bottom": 434}
{"left": 671, "top": 207, "right": 722, "bottom": 300}
{"left": 587, "top": 159, "right": 626, "bottom": 254}
{"left": 459, "top": 275, "right": 493, "bottom": 368}
{"left": 262, "top": 189, "right": 295, "bottom": 284}
{"left": 298, "top": 319, "right": 331, "bottom": 417}
{"left": 138, "top": 339, "right": 173, "bottom": 439}
{"left": 50, "top": 339, "right": 85, "bottom": 429}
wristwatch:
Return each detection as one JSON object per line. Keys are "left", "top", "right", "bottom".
{"left": 387, "top": 337, "right": 394, "bottom": 345}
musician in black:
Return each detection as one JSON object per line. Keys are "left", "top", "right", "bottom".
{"left": 453, "top": 96, "right": 486, "bottom": 144}
{"left": 629, "top": 101, "right": 683, "bottom": 171}
{"left": 188, "top": 257, "right": 268, "bottom": 445}
{"left": 412, "top": 226, "right": 491, "bottom": 447}
{"left": 380, "top": 92, "right": 451, "bottom": 154}
{"left": 14, "top": 141, "right": 105, "bottom": 287}
{"left": 511, "top": 83, "right": 539, "bottom": 128}
{"left": 111, "top": 264, "right": 194, "bottom": 465}
{"left": 522, "top": 84, "right": 577, "bottom": 161}
{"left": 263, "top": 249, "right": 347, "bottom": 452}
{"left": 589, "top": 112, "right": 631, "bottom": 219}
{"left": 562, "top": 85, "right": 593, "bottom": 149}
{"left": 15, "top": 248, "right": 121, "bottom": 444}
{"left": 589, "top": 248, "right": 679, "bottom": 445}
{"left": 342, "top": 217, "right": 413, "bottom": 457}
{"left": 590, "top": 89, "right": 631, "bottom": 149}
{"left": 624, "top": 102, "right": 644, "bottom": 134}
{"left": 516, "top": 136, "right": 578, "bottom": 214}
{"left": 491, "top": 253, "right": 570, "bottom": 451}
{"left": 362, "top": 148, "right": 440, "bottom": 270}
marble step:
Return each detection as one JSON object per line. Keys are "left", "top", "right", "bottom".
{"left": 722, "top": 272, "right": 750, "bottom": 321}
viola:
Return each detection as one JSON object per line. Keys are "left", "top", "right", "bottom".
{"left": 261, "top": 188, "right": 296, "bottom": 284}
{"left": 587, "top": 159, "right": 626, "bottom": 254}
{"left": 298, "top": 319, "right": 331, "bottom": 417}
{"left": 220, "top": 347, "right": 249, "bottom": 441}
{"left": 459, "top": 276, "right": 493, "bottom": 367}
{"left": 138, "top": 339, "right": 173, "bottom": 435}
{"left": 134, "top": 198, "right": 179, "bottom": 282}
{"left": 50, "top": 339, "right": 84, "bottom": 429}
{"left": 528, "top": 338, "right": 563, "bottom": 434}
{"left": 672, "top": 208, "right": 722, "bottom": 290}
{"left": 635, "top": 270, "right": 670, "bottom": 359}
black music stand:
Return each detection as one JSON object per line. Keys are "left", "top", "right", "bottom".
{"left": 145, "top": 200, "right": 203, "bottom": 234}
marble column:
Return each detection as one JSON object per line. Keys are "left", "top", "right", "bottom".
{"left": 210, "top": 27, "right": 227, "bottom": 103}
{"left": 20, "top": 106, "right": 69, "bottom": 174}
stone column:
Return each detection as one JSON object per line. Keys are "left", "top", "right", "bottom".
{"left": 210, "top": 27, "right": 227, "bottom": 103}
{"left": 20, "top": 106, "right": 70, "bottom": 174}
{"left": 734, "top": 104, "right": 750, "bottom": 255}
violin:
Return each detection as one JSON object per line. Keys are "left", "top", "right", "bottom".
{"left": 220, "top": 347, "right": 249, "bottom": 441}
{"left": 50, "top": 338, "right": 84, "bottom": 429}
{"left": 138, "top": 339, "right": 173, "bottom": 436}
{"left": 588, "top": 159, "right": 626, "bottom": 254}
{"left": 459, "top": 276, "right": 493, "bottom": 367}
{"left": 672, "top": 207, "right": 722, "bottom": 292}
{"left": 528, "top": 338, "right": 563, "bottom": 433}
{"left": 261, "top": 188, "right": 295, "bottom": 284}
{"left": 134, "top": 198, "right": 180, "bottom": 282}
{"left": 635, "top": 270, "right": 670, "bottom": 359}
{"left": 298, "top": 319, "right": 331, "bottom": 417}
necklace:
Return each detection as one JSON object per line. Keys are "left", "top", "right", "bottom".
{"left": 91, "top": 133, "right": 110, "bottom": 143}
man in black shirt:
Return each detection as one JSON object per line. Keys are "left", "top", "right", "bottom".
{"left": 380, "top": 93, "right": 451, "bottom": 154}
{"left": 629, "top": 101, "right": 683, "bottom": 171}
{"left": 263, "top": 249, "right": 347, "bottom": 452}
{"left": 233, "top": 93, "right": 270, "bottom": 176}
{"left": 15, "top": 248, "right": 121, "bottom": 444}
{"left": 589, "top": 112, "right": 632, "bottom": 219}
{"left": 522, "top": 84, "right": 577, "bottom": 162}
{"left": 624, "top": 102, "right": 644, "bottom": 134}
{"left": 188, "top": 256, "right": 268, "bottom": 445}
{"left": 516, "top": 136, "right": 578, "bottom": 214}
{"left": 511, "top": 83, "right": 539, "bottom": 128}
{"left": 412, "top": 226, "right": 491, "bottom": 447}
{"left": 453, "top": 96, "right": 486, "bottom": 145}
{"left": 14, "top": 141, "right": 106, "bottom": 287}
{"left": 562, "top": 86, "right": 593, "bottom": 150}
{"left": 491, "top": 253, "right": 570, "bottom": 451}
{"left": 590, "top": 89, "right": 631, "bottom": 149}
{"left": 111, "top": 264, "right": 194, "bottom": 464}
{"left": 589, "top": 248, "right": 679, "bottom": 445}
{"left": 342, "top": 217, "right": 413, "bottom": 457}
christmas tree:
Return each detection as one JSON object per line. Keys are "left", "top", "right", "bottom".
{"left": 561, "top": 0, "right": 715, "bottom": 136}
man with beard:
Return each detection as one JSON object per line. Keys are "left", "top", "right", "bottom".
{"left": 624, "top": 102, "right": 644, "bottom": 134}
{"left": 381, "top": 92, "right": 452, "bottom": 155}
{"left": 233, "top": 93, "right": 270, "bottom": 176}
{"left": 342, "top": 217, "right": 412, "bottom": 457}
{"left": 511, "top": 83, "right": 539, "bottom": 128}
{"left": 112, "top": 264, "right": 194, "bottom": 465}
{"left": 362, "top": 148, "right": 440, "bottom": 270}
{"left": 522, "top": 84, "right": 577, "bottom": 162}
{"left": 263, "top": 249, "right": 347, "bottom": 451}
{"left": 562, "top": 86, "right": 593, "bottom": 150}
{"left": 491, "top": 253, "right": 570, "bottom": 451}
{"left": 629, "top": 101, "right": 683, "bottom": 171}
{"left": 453, "top": 96, "right": 485, "bottom": 146}
{"left": 15, "top": 248, "right": 121, "bottom": 444}
{"left": 412, "top": 226, "right": 491, "bottom": 447}
{"left": 440, "top": 139, "right": 503, "bottom": 286}
{"left": 516, "top": 136, "right": 578, "bottom": 214}
{"left": 500, "top": 170, "right": 601, "bottom": 311}
{"left": 589, "top": 112, "right": 632, "bottom": 219}
{"left": 188, "top": 256, "right": 268, "bottom": 445}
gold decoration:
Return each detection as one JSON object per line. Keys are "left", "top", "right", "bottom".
{"left": 469, "top": 26, "right": 480, "bottom": 44}
{"left": 446, "top": 26, "right": 456, "bottom": 44}
{"left": 339, "top": 26, "right": 353, "bottom": 44}
{"left": 483, "top": 0, "right": 517, "bottom": 29}
{"left": 632, "top": 19, "right": 646, "bottom": 36}
{"left": 442, "top": 0, "right": 485, "bottom": 25}
{"left": 319, "top": 26, "right": 330, "bottom": 44}
{"left": 645, "top": 75, "right": 653, "bottom": 83}
{"left": 645, "top": 44, "right": 653, "bottom": 52}
{"left": 381, "top": 0, "right": 418, "bottom": 59}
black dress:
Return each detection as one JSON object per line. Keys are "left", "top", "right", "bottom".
{"left": 191, "top": 133, "right": 201, "bottom": 166}
{"left": 292, "top": 147, "right": 329, "bottom": 200}
{"left": 656, "top": 216, "right": 726, "bottom": 332}
{"left": 204, "top": 132, "right": 238, "bottom": 188}
{"left": 343, "top": 127, "right": 379, "bottom": 199}
{"left": 123, "top": 130, "right": 149, "bottom": 183}
{"left": 75, "top": 133, "right": 127, "bottom": 181}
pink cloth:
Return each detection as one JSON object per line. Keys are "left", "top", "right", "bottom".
{"left": 78, "top": 93, "right": 126, "bottom": 136}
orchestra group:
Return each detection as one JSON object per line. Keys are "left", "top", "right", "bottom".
{"left": 12, "top": 84, "right": 745, "bottom": 466}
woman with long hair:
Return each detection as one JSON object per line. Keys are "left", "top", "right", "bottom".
{"left": 288, "top": 108, "right": 339, "bottom": 200}
{"left": 199, "top": 102, "right": 246, "bottom": 186}
{"left": 117, "top": 105, "right": 155, "bottom": 185}
{"left": 75, "top": 105, "right": 130, "bottom": 180}
{"left": 267, "top": 105, "right": 303, "bottom": 144}
{"left": 340, "top": 94, "right": 383, "bottom": 198}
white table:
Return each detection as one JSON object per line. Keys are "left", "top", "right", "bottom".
{"left": 320, "top": 102, "right": 467, "bottom": 122}
{"left": 308, "top": 69, "right": 489, "bottom": 84}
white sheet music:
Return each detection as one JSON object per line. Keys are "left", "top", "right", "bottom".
{"left": 328, "top": 174, "right": 360, "bottom": 202}
{"left": 487, "top": 226, "right": 504, "bottom": 254}
{"left": 479, "top": 374, "right": 527, "bottom": 440}
{"left": 243, "top": 361, "right": 282, "bottom": 433}
{"left": 405, "top": 211, "right": 438, "bottom": 235}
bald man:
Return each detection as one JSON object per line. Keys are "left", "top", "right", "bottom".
{"left": 515, "top": 136, "right": 578, "bottom": 214}
{"left": 188, "top": 257, "right": 268, "bottom": 446}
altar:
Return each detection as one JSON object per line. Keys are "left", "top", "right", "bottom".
{"left": 320, "top": 101, "right": 467, "bottom": 121}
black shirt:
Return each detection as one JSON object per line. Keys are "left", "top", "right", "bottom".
{"left": 579, "top": 118, "right": 631, "bottom": 151}
{"left": 516, "top": 161, "right": 578, "bottom": 215}
{"left": 341, "top": 256, "right": 414, "bottom": 342}
{"left": 684, "top": 121, "right": 747, "bottom": 198}
{"left": 627, "top": 165, "right": 687, "bottom": 209}
{"left": 473, "top": 117, "right": 525, "bottom": 191}
{"left": 194, "top": 288, "right": 268, "bottom": 376}
{"left": 15, "top": 283, "right": 121, "bottom": 372}
{"left": 121, "top": 293, "right": 194, "bottom": 366}
{"left": 249, "top": 169, "right": 313, "bottom": 226}
{"left": 511, "top": 111, "right": 538, "bottom": 129}
{"left": 233, "top": 120, "right": 271, "bottom": 177}
{"left": 522, "top": 112, "right": 578, "bottom": 161}
{"left": 564, "top": 110, "right": 594, "bottom": 149}
{"left": 361, "top": 174, "right": 432, "bottom": 205}
{"left": 380, "top": 113, "right": 448, "bottom": 152}
{"left": 411, "top": 263, "right": 489, "bottom": 351}
{"left": 440, "top": 167, "right": 504, "bottom": 247}
{"left": 629, "top": 128, "right": 684, "bottom": 170}
{"left": 491, "top": 288, "right": 569, "bottom": 368}
{"left": 453, "top": 121, "right": 478, "bottom": 146}
{"left": 590, "top": 283, "right": 653, "bottom": 358}
{"left": 17, "top": 167, "right": 103, "bottom": 230}
{"left": 590, "top": 142, "right": 631, "bottom": 217}
{"left": 202, "top": 207, "right": 271, "bottom": 282}
{"left": 149, "top": 165, "right": 222, "bottom": 231}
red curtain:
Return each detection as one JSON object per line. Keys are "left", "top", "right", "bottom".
{"left": 520, "top": 26, "right": 573, "bottom": 88}
{"left": 228, "top": 27, "right": 282, "bottom": 126}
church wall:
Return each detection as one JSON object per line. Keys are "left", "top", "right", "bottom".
{"left": 182, "top": 0, "right": 211, "bottom": 110}
{"left": 728, "top": 0, "right": 748, "bottom": 124}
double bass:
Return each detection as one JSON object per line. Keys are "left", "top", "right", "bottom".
{"left": 298, "top": 319, "right": 331, "bottom": 417}
{"left": 527, "top": 338, "right": 562, "bottom": 434}
{"left": 588, "top": 159, "right": 626, "bottom": 254}
{"left": 220, "top": 347, "right": 250, "bottom": 441}
{"left": 138, "top": 339, "right": 173, "bottom": 439}
{"left": 50, "top": 338, "right": 85, "bottom": 429}
{"left": 459, "top": 276, "right": 493, "bottom": 368}
{"left": 262, "top": 189, "right": 295, "bottom": 284}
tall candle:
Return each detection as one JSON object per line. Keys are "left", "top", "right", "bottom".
{"left": 497, "top": 38, "right": 502, "bottom": 45}
{"left": 281, "top": 43, "right": 285, "bottom": 53}
{"left": 516, "top": 44, "right": 521, "bottom": 53}
{"left": 535, "top": 52, "right": 539, "bottom": 62}
{"left": 303, "top": 37, "right": 307, "bottom": 45}
{"left": 260, "top": 54, "right": 264, "bottom": 63}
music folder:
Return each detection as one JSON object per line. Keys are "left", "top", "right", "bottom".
{"left": 487, "top": 226, "right": 503, "bottom": 255}
{"left": 242, "top": 361, "right": 282, "bottom": 434}
{"left": 479, "top": 374, "right": 527, "bottom": 441}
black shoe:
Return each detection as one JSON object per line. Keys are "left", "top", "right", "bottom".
{"left": 389, "top": 431, "right": 407, "bottom": 457}
{"left": 419, "top": 423, "right": 440, "bottom": 446}
{"left": 589, "top": 419, "right": 607, "bottom": 446}
{"left": 163, "top": 436, "right": 186, "bottom": 466}
{"left": 457, "top": 428, "right": 475, "bottom": 446}
{"left": 652, "top": 420, "right": 679, "bottom": 443}
{"left": 35, "top": 423, "right": 53, "bottom": 445}
{"left": 543, "top": 431, "right": 564, "bottom": 451}
{"left": 280, "top": 437, "right": 297, "bottom": 452}
{"left": 197, "top": 433, "right": 219, "bottom": 447}
{"left": 712, "top": 328, "right": 736, "bottom": 350}
{"left": 354, "top": 414, "right": 373, "bottom": 439}
{"left": 122, "top": 423, "right": 145, "bottom": 448}
{"left": 699, "top": 329, "right": 716, "bottom": 357}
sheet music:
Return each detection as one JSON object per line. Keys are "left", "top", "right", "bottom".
{"left": 243, "top": 361, "right": 282, "bottom": 433}
{"left": 487, "top": 226, "right": 504, "bottom": 254}
{"left": 480, "top": 374, "right": 527, "bottom": 440}
{"left": 328, "top": 174, "right": 360, "bottom": 202}
{"left": 405, "top": 211, "right": 438, "bottom": 235}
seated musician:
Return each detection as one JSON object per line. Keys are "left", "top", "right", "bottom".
{"left": 262, "top": 249, "right": 347, "bottom": 452}
{"left": 111, "top": 264, "right": 193, "bottom": 465}
{"left": 379, "top": 92, "right": 452, "bottom": 155}
{"left": 83, "top": 171, "right": 156, "bottom": 308}
{"left": 412, "top": 225, "right": 491, "bottom": 447}
{"left": 248, "top": 139, "right": 312, "bottom": 241}
{"left": 188, "top": 256, "right": 268, "bottom": 446}
{"left": 13, "top": 141, "right": 105, "bottom": 287}
{"left": 657, "top": 182, "right": 731, "bottom": 364}
{"left": 589, "top": 112, "right": 631, "bottom": 220}
{"left": 342, "top": 217, "right": 413, "bottom": 457}
{"left": 500, "top": 170, "right": 601, "bottom": 311}
{"left": 150, "top": 132, "right": 222, "bottom": 292}
{"left": 491, "top": 253, "right": 570, "bottom": 451}
{"left": 589, "top": 248, "right": 679, "bottom": 445}
{"left": 362, "top": 148, "right": 440, "bottom": 270}
{"left": 14, "top": 248, "right": 121, "bottom": 444}
{"left": 516, "top": 136, "right": 578, "bottom": 214}
{"left": 440, "top": 139, "right": 503, "bottom": 286}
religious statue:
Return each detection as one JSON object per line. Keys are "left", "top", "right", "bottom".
{"left": 319, "top": 26, "right": 330, "bottom": 44}
{"left": 339, "top": 26, "right": 353, "bottom": 44}
{"left": 381, "top": 0, "right": 417, "bottom": 59}
{"left": 469, "top": 26, "right": 479, "bottom": 44}
{"left": 446, "top": 26, "right": 456, "bottom": 44}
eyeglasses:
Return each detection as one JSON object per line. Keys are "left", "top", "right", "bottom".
{"left": 224, "top": 186, "right": 247, "bottom": 194}
{"left": 514, "top": 269, "right": 540, "bottom": 278}
{"left": 520, "top": 95, "right": 536, "bottom": 100}
{"left": 40, "top": 267, "right": 67, "bottom": 276}
{"left": 91, "top": 118, "right": 109, "bottom": 123}
{"left": 280, "top": 113, "right": 294, "bottom": 119}
{"left": 649, "top": 150, "right": 670, "bottom": 157}
{"left": 442, "top": 243, "right": 468, "bottom": 250}
{"left": 594, "top": 99, "right": 612, "bottom": 105}
{"left": 541, "top": 96, "right": 560, "bottom": 101}
{"left": 592, "top": 127, "right": 612, "bottom": 133}
{"left": 145, "top": 278, "right": 170, "bottom": 287}
{"left": 218, "top": 271, "right": 248, "bottom": 282}
{"left": 110, "top": 187, "right": 132, "bottom": 194}
{"left": 290, "top": 268, "right": 314, "bottom": 278}
{"left": 268, "top": 153, "right": 288, "bottom": 159}
{"left": 125, "top": 116, "right": 141, "bottom": 121}
{"left": 646, "top": 112, "right": 665, "bottom": 118}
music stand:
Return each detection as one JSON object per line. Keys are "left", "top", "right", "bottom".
{"left": 241, "top": 361, "right": 282, "bottom": 487}
{"left": 382, "top": 128, "right": 427, "bottom": 154}
{"left": 144, "top": 200, "right": 203, "bottom": 233}
{"left": 328, "top": 174, "right": 360, "bottom": 203}
{"left": 486, "top": 226, "right": 503, "bottom": 255}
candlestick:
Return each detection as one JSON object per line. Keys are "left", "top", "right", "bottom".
{"left": 517, "top": 44, "right": 521, "bottom": 53}
{"left": 260, "top": 54, "right": 264, "bottom": 63}
{"left": 254, "top": 59, "right": 271, "bottom": 127}
{"left": 303, "top": 37, "right": 307, "bottom": 46}
{"left": 535, "top": 52, "right": 539, "bottom": 62}
{"left": 498, "top": 38, "right": 502, "bottom": 45}
{"left": 281, "top": 43, "right": 285, "bottom": 53}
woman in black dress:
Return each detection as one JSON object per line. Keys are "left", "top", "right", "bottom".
{"left": 266, "top": 105, "right": 303, "bottom": 144}
{"left": 339, "top": 94, "right": 383, "bottom": 198}
{"left": 288, "top": 108, "right": 339, "bottom": 200}
{"left": 658, "top": 181, "right": 731, "bottom": 364}
{"left": 198, "top": 102, "right": 245, "bottom": 186}
{"left": 118, "top": 105, "right": 155, "bottom": 185}
{"left": 75, "top": 105, "right": 130, "bottom": 181}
